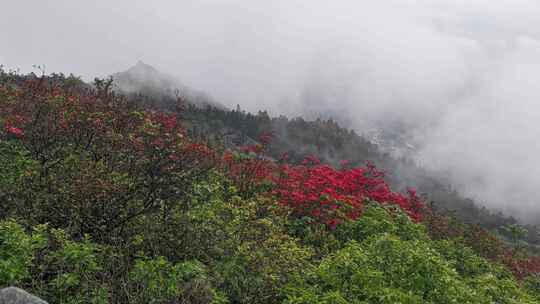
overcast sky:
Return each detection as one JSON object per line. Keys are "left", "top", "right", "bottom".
{"left": 3, "top": 0, "right": 540, "bottom": 220}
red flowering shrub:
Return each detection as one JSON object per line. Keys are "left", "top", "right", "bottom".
{"left": 423, "top": 211, "right": 466, "bottom": 241}
{"left": 221, "top": 134, "right": 276, "bottom": 196}
{"left": 4, "top": 124, "right": 24, "bottom": 137}
{"left": 273, "top": 157, "right": 424, "bottom": 228}
{"left": 258, "top": 132, "right": 273, "bottom": 145}
{"left": 0, "top": 77, "right": 216, "bottom": 237}
{"left": 505, "top": 254, "right": 540, "bottom": 280}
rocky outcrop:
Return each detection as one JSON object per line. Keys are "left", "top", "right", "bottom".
{"left": 0, "top": 287, "right": 48, "bottom": 304}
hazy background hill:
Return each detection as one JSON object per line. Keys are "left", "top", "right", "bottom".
{"left": 112, "top": 61, "right": 225, "bottom": 110}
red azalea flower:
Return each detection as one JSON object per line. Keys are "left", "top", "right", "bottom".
{"left": 5, "top": 124, "right": 24, "bottom": 137}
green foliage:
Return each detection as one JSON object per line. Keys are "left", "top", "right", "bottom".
{"left": 503, "top": 224, "right": 528, "bottom": 252}
{"left": 284, "top": 239, "right": 469, "bottom": 304}
{"left": 129, "top": 257, "right": 225, "bottom": 304}
{"left": 185, "top": 177, "right": 313, "bottom": 303}
{"left": 334, "top": 203, "right": 427, "bottom": 243}
{"left": 0, "top": 220, "right": 46, "bottom": 286}
{"left": 524, "top": 274, "right": 540, "bottom": 300}
{"left": 0, "top": 140, "right": 36, "bottom": 187}
{"left": 119, "top": 172, "right": 313, "bottom": 303}
{"left": 0, "top": 220, "right": 107, "bottom": 303}
{"left": 215, "top": 214, "right": 313, "bottom": 303}
{"left": 466, "top": 273, "right": 534, "bottom": 304}
{"left": 42, "top": 229, "right": 107, "bottom": 304}
{"left": 284, "top": 205, "right": 538, "bottom": 304}
{"left": 0, "top": 140, "right": 38, "bottom": 217}
{"left": 287, "top": 218, "right": 342, "bottom": 259}
{"left": 434, "top": 239, "right": 495, "bottom": 278}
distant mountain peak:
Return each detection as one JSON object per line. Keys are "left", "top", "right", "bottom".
{"left": 126, "top": 60, "right": 159, "bottom": 75}
{"left": 112, "top": 62, "right": 225, "bottom": 110}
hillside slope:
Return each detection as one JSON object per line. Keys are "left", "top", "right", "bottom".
{"left": 182, "top": 104, "right": 540, "bottom": 248}
{"left": 2, "top": 70, "right": 540, "bottom": 303}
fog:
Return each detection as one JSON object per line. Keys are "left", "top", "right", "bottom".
{"left": 2, "top": 0, "right": 540, "bottom": 221}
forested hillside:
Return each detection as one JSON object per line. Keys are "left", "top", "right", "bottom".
{"left": 181, "top": 99, "right": 540, "bottom": 248}
{"left": 2, "top": 70, "right": 540, "bottom": 303}
{"left": 107, "top": 62, "right": 540, "bottom": 247}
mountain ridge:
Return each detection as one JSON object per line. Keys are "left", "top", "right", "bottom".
{"left": 111, "top": 61, "right": 226, "bottom": 110}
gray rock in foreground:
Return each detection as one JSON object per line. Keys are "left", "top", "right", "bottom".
{"left": 0, "top": 287, "right": 48, "bottom": 304}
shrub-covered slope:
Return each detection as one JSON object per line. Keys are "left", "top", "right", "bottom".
{"left": 1, "top": 73, "right": 540, "bottom": 303}
{"left": 182, "top": 104, "right": 539, "bottom": 248}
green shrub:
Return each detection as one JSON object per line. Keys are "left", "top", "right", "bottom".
{"left": 0, "top": 141, "right": 38, "bottom": 218}
{"left": 41, "top": 229, "right": 108, "bottom": 304}
{"left": 524, "top": 274, "right": 540, "bottom": 300}
{"left": 334, "top": 203, "right": 427, "bottom": 243}
{"left": 0, "top": 220, "right": 46, "bottom": 286}
{"left": 129, "top": 257, "right": 226, "bottom": 304}
{"left": 283, "top": 204, "right": 538, "bottom": 304}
